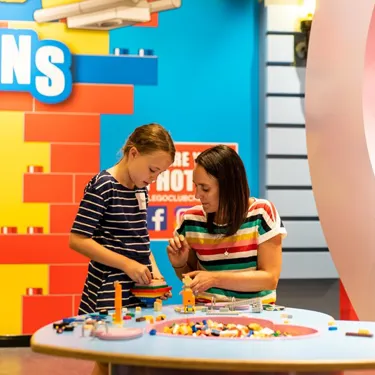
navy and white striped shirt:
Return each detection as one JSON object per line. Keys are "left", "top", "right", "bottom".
{"left": 71, "top": 170, "right": 152, "bottom": 314}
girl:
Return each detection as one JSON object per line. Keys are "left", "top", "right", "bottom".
{"left": 167, "top": 145, "right": 287, "bottom": 304}
{"left": 69, "top": 123, "right": 175, "bottom": 375}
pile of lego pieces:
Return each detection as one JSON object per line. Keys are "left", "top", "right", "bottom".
{"left": 161, "top": 319, "right": 293, "bottom": 338}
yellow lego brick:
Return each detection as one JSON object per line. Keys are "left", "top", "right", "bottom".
{"left": 0, "top": 111, "right": 50, "bottom": 234}
{"left": 8, "top": 21, "right": 109, "bottom": 55}
{"left": 0, "top": 265, "right": 49, "bottom": 335}
{"left": 42, "top": 0, "right": 81, "bottom": 8}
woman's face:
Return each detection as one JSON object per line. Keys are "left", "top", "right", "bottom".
{"left": 193, "top": 164, "right": 219, "bottom": 213}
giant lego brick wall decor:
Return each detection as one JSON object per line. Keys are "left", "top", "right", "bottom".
{"left": 0, "top": 0, "right": 159, "bottom": 336}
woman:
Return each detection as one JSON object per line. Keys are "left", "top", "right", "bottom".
{"left": 167, "top": 145, "right": 287, "bottom": 304}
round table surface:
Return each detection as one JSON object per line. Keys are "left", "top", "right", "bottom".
{"left": 31, "top": 305, "right": 375, "bottom": 372}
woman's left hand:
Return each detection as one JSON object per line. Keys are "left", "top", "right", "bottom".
{"left": 183, "top": 271, "right": 217, "bottom": 294}
{"left": 159, "top": 291, "right": 172, "bottom": 300}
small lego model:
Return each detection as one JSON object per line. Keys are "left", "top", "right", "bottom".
{"left": 346, "top": 329, "right": 373, "bottom": 338}
{"left": 114, "top": 281, "right": 123, "bottom": 325}
{"left": 130, "top": 279, "right": 172, "bottom": 308}
{"left": 250, "top": 298, "right": 263, "bottom": 313}
{"left": 180, "top": 275, "right": 196, "bottom": 314}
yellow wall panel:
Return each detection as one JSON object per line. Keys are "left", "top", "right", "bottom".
{"left": 0, "top": 265, "right": 49, "bottom": 335}
{"left": 8, "top": 21, "right": 109, "bottom": 54}
{"left": 0, "top": 112, "right": 50, "bottom": 233}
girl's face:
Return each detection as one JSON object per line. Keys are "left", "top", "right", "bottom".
{"left": 128, "top": 148, "right": 173, "bottom": 188}
{"left": 193, "top": 164, "right": 219, "bottom": 213}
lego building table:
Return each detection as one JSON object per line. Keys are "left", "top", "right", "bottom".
{"left": 31, "top": 305, "right": 375, "bottom": 375}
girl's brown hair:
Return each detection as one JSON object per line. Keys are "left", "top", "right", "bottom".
{"left": 122, "top": 123, "right": 175, "bottom": 161}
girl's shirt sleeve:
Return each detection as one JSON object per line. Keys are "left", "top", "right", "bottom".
{"left": 70, "top": 179, "right": 107, "bottom": 238}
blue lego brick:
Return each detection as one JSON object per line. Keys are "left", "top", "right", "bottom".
{"left": 71, "top": 54, "right": 158, "bottom": 86}
{"left": 0, "top": 0, "right": 42, "bottom": 21}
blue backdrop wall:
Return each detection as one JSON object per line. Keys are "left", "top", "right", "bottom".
{"left": 102, "top": 0, "right": 261, "bottom": 303}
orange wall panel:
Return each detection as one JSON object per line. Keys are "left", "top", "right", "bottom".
{"left": 49, "top": 265, "right": 87, "bottom": 295}
{"left": 50, "top": 204, "right": 79, "bottom": 233}
{"left": 24, "top": 173, "right": 73, "bottom": 203}
{"left": 74, "top": 174, "right": 92, "bottom": 203}
{"left": 0, "top": 92, "right": 33, "bottom": 111}
{"left": 0, "top": 235, "right": 86, "bottom": 264}
{"left": 24, "top": 113, "right": 100, "bottom": 143}
{"left": 51, "top": 144, "right": 99, "bottom": 173}
{"left": 22, "top": 295, "right": 74, "bottom": 334}
{"left": 73, "top": 295, "right": 82, "bottom": 315}
{"left": 35, "top": 84, "right": 134, "bottom": 114}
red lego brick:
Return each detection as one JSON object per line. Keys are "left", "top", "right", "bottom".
{"left": 0, "top": 92, "right": 33, "bottom": 111}
{"left": 73, "top": 295, "right": 82, "bottom": 315}
{"left": 74, "top": 174, "right": 92, "bottom": 203}
{"left": 50, "top": 204, "right": 79, "bottom": 233}
{"left": 0, "top": 235, "right": 86, "bottom": 264}
{"left": 51, "top": 144, "right": 99, "bottom": 173}
{"left": 25, "top": 113, "right": 100, "bottom": 143}
{"left": 35, "top": 84, "right": 134, "bottom": 114}
{"left": 0, "top": 227, "right": 17, "bottom": 234}
{"left": 134, "top": 12, "right": 158, "bottom": 27}
{"left": 49, "top": 265, "right": 87, "bottom": 295}
{"left": 24, "top": 173, "right": 73, "bottom": 203}
{"left": 22, "top": 295, "right": 74, "bottom": 334}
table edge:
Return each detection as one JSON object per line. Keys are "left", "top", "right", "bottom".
{"left": 30, "top": 336, "right": 375, "bottom": 372}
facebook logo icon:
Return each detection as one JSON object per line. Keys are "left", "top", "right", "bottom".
{"left": 147, "top": 206, "right": 167, "bottom": 231}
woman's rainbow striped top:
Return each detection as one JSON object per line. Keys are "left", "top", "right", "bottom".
{"left": 176, "top": 198, "right": 287, "bottom": 303}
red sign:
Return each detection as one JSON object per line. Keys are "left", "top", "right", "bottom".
{"left": 147, "top": 142, "right": 238, "bottom": 240}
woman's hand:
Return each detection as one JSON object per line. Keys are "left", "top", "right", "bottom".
{"left": 183, "top": 270, "right": 218, "bottom": 294}
{"left": 167, "top": 234, "right": 190, "bottom": 268}
{"left": 159, "top": 291, "right": 173, "bottom": 300}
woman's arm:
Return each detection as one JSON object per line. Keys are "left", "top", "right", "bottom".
{"left": 187, "top": 234, "right": 282, "bottom": 293}
{"left": 173, "top": 248, "right": 198, "bottom": 280}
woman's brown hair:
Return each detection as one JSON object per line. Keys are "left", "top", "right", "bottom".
{"left": 122, "top": 123, "right": 175, "bottom": 161}
{"left": 195, "top": 145, "right": 250, "bottom": 236}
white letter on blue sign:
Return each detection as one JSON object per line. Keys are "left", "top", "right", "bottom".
{"left": 1, "top": 34, "right": 32, "bottom": 85}
{"left": 0, "top": 29, "right": 72, "bottom": 104}
{"left": 36, "top": 45, "right": 67, "bottom": 98}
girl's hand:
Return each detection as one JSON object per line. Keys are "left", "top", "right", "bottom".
{"left": 167, "top": 234, "right": 190, "bottom": 268}
{"left": 123, "top": 259, "right": 152, "bottom": 285}
{"left": 183, "top": 270, "right": 217, "bottom": 294}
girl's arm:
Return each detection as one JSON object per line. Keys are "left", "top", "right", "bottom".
{"left": 150, "top": 251, "right": 164, "bottom": 279}
{"left": 69, "top": 233, "right": 152, "bottom": 284}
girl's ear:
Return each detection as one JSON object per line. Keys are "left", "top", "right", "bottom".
{"left": 129, "top": 147, "right": 139, "bottom": 160}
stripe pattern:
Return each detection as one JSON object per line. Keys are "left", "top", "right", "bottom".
{"left": 177, "top": 199, "right": 287, "bottom": 303}
{"left": 71, "top": 170, "right": 151, "bottom": 314}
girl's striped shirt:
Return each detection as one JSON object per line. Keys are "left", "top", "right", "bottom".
{"left": 176, "top": 198, "right": 287, "bottom": 303}
{"left": 70, "top": 170, "right": 151, "bottom": 314}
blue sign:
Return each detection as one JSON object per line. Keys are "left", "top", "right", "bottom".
{"left": 0, "top": 29, "right": 72, "bottom": 104}
{"left": 147, "top": 206, "right": 167, "bottom": 231}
